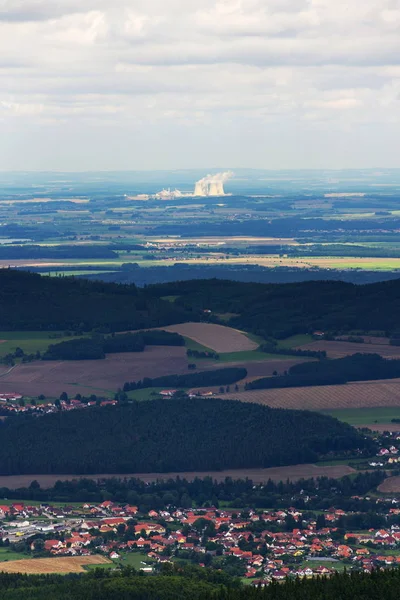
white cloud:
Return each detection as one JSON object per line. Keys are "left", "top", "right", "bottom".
{"left": 0, "top": 0, "right": 400, "bottom": 169}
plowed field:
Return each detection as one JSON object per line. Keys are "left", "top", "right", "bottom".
{"left": 0, "top": 464, "right": 355, "bottom": 489}
{"left": 0, "top": 556, "right": 111, "bottom": 574}
{"left": 223, "top": 378, "right": 400, "bottom": 410}
{"left": 296, "top": 340, "right": 400, "bottom": 359}
{"left": 0, "top": 346, "right": 188, "bottom": 397}
{"left": 162, "top": 323, "right": 258, "bottom": 353}
{"left": 378, "top": 477, "right": 400, "bottom": 493}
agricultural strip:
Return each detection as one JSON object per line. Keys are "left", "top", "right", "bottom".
{"left": 0, "top": 464, "right": 356, "bottom": 489}
{"left": 223, "top": 378, "right": 400, "bottom": 410}
{"left": 296, "top": 340, "right": 400, "bottom": 359}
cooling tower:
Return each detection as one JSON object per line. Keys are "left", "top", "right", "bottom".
{"left": 208, "top": 182, "right": 220, "bottom": 196}
{"left": 214, "top": 181, "right": 224, "bottom": 196}
{"left": 194, "top": 181, "right": 206, "bottom": 196}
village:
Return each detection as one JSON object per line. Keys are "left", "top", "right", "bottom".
{"left": 2, "top": 492, "right": 400, "bottom": 584}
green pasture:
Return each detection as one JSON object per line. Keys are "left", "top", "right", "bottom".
{"left": 277, "top": 334, "right": 314, "bottom": 348}
{"left": 161, "top": 295, "right": 180, "bottom": 303}
{"left": 126, "top": 387, "right": 166, "bottom": 402}
{"left": 321, "top": 407, "right": 400, "bottom": 426}
{"left": 117, "top": 552, "right": 156, "bottom": 570}
{"left": 0, "top": 548, "right": 31, "bottom": 562}
{"left": 0, "top": 331, "right": 85, "bottom": 358}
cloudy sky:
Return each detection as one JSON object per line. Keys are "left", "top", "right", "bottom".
{"left": 1, "top": 0, "right": 400, "bottom": 171}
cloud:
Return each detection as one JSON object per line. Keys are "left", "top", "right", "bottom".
{"left": 0, "top": 0, "right": 400, "bottom": 169}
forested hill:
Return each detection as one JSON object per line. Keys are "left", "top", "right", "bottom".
{"left": 0, "top": 399, "right": 371, "bottom": 475}
{"left": 147, "top": 278, "right": 400, "bottom": 338}
{"left": 1, "top": 567, "right": 400, "bottom": 600}
{"left": 0, "top": 270, "right": 197, "bottom": 331}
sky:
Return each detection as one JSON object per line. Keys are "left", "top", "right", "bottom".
{"left": 1, "top": 0, "right": 400, "bottom": 171}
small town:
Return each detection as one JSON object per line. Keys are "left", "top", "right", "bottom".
{"left": 2, "top": 488, "right": 400, "bottom": 585}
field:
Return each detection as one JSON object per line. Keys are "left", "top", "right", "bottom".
{"left": 296, "top": 339, "right": 400, "bottom": 359}
{"left": 0, "top": 548, "right": 31, "bottom": 562}
{"left": 0, "top": 464, "right": 356, "bottom": 489}
{"left": 223, "top": 378, "right": 400, "bottom": 410}
{"left": 378, "top": 477, "right": 400, "bottom": 493}
{"left": 2, "top": 255, "right": 400, "bottom": 272}
{"left": 162, "top": 323, "right": 258, "bottom": 353}
{"left": 0, "top": 346, "right": 189, "bottom": 397}
{"left": 0, "top": 332, "right": 85, "bottom": 358}
{"left": 0, "top": 555, "right": 111, "bottom": 574}
{"left": 321, "top": 407, "right": 400, "bottom": 426}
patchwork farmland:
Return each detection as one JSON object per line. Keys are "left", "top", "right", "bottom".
{"left": 0, "top": 346, "right": 189, "bottom": 397}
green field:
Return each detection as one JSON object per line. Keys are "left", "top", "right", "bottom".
{"left": 321, "top": 407, "right": 400, "bottom": 425}
{"left": 300, "top": 559, "right": 345, "bottom": 572}
{"left": 126, "top": 387, "right": 166, "bottom": 401}
{"left": 117, "top": 552, "right": 156, "bottom": 570}
{"left": 277, "top": 334, "right": 314, "bottom": 349}
{"left": 0, "top": 548, "right": 31, "bottom": 562}
{"left": 183, "top": 336, "right": 215, "bottom": 355}
{"left": 0, "top": 331, "right": 86, "bottom": 358}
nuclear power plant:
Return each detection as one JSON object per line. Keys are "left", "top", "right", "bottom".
{"left": 151, "top": 171, "right": 233, "bottom": 200}
{"left": 193, "top": 171, "right": 233, "bottom": 197}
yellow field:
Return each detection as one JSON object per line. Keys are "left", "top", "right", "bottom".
{"left": 224, "top": 378, "right": 400, "bottom": 410}
{"left": 0, "top": 555, "right": 111, "bottom": 574}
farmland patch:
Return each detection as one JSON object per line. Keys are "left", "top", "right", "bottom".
{"left": 162, "top": 322, "right": 258, "bottom": 353}
{"left": 0, "top": 555, "right": 111, "bottom": 574}
{"left": 0, "top": 464, "right": 356, "bottom": 489}
{"left": 223, "top": 378, "right": 400, "bottom": 410}
{"left": 296, "top": 340, "right": 400, "bottom": 359}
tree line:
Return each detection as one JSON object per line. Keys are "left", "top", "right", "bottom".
{"left": 245, "top": 353, "right": 400, "bottom": 390}
{"left": 43, "top": 331, "right": 184, "bottom": 360}
{"left": 0, "top": 470, "right": 384, "bottom": 513}
{"left": 122, "top": 367, "right": 247, "bottom": 392}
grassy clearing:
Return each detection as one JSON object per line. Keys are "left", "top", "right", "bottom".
{"left": 300, "top": 560, "right": 345, "bottom": 571}
{"left": 277, "top": 334, "right": 314, "bottom": 349}
{"left": 321, "top": 407, "right": 400, "bottom": 425}
{"left": 161, "top": 295, "right": 180, "bottom": 303}
{"left": 0, "top": 548, "right": 31, "bottom": 562}
{"left": 126, "top": 387, "right": 166, "bottom": 401}
{"left": 117, "top": 552, "right": 156, "bottom": 570}
{"left": 215, "top": 313, "right": 240, "bottom": 323}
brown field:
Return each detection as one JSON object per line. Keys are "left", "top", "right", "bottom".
{"left": 296, "top": 340, "right": 400, "bottom": 359}
{"left": 223, "top": 378, "right": 400, "bottom": 410}
{"left": 378, "top": 476, "right": 400, "bottom": 493}
{"left": 161, "top": 322, "right": 258, "bottom": 353}
{"left": 0, "top": 556, "right": 111, "bottom": 574}
{"left": 0, "top": 346, "right": 188, "bottom": 397}
{"left": 0, "top": 464, "right": 355, "bottom": 489}
{"left": 356, "top": 423, "right": 400, "bottom": 432}
{"left": 0, "top": 343, "right": 305, "bottom": 398}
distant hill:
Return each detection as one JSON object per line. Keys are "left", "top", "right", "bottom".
{"left": 0, "top": 399, "right": 371, "bottom": 475}
{"left": 0, "top": 270, "right": 197, "bottom": 332}
{"left": 147, "top": 278, "right": 400, "bottom": 338}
